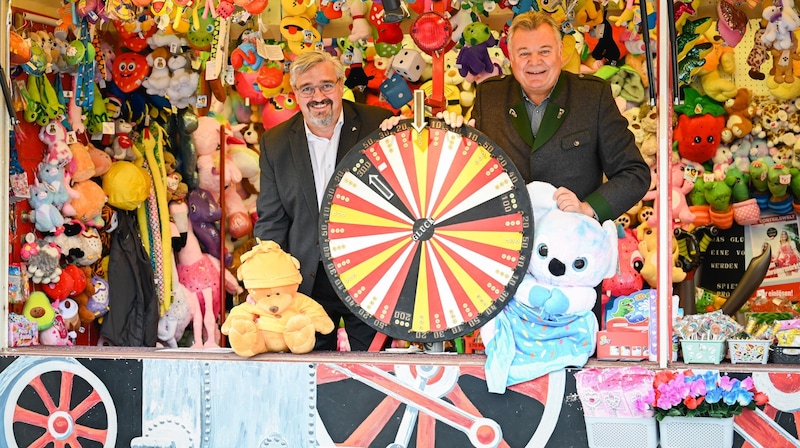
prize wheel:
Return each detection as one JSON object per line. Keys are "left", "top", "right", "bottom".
{"left": 319, "top": 118, "right": 533, "bottom": 343}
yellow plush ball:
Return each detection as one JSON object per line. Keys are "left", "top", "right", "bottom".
{"left": 102, "top": 161, "right": 151, "bottom": 210}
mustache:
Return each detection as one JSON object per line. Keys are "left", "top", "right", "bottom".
{"left": 307, "top": 99, "right": 333, "bottom": 107}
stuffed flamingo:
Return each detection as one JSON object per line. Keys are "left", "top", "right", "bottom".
{"left": 170, "top": 200, "right": 242, "bottom": 348}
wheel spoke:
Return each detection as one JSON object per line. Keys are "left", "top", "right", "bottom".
{"left": 447, "top": 384, "right": 482, "bottom": 416}
{"left": 13, "top": 405, "right": 49, "bottom": 427}
{"left": 416, "top": 412, "right": 436, "bottom": 448}
{"left": 29, "top": 433, "right": 55, "bottom": 448}
{"left": 29, "top": 376, "right": 58, "bottom": 413}
{"left": 342, "top": 395, "right": 400, "bottom": 446}
{"left": 59, "top": 372, "right": 75, "bottom": 412}
{"left": 70, "top": 389, "right": 103, "bottom": 420}
{"left": 65, "top": 433, "right": 83, "bottom": 448}
{"left": 73, "top": 423, "right": 109, "bottom": 443}
{"left": 446, "top": 386, "right": 510, "bottom": 448}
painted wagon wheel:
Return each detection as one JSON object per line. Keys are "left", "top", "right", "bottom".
{"left": 3, "top": 359, "right": 117, "bottom": 448}
{"left": 316, "top": 363, "right": 565, "bottom": 447}
{"left": 319, "top": 118, "right": 533, "bottom": 343}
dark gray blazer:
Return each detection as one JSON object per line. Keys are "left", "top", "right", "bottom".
{"left": 254, "top": 100, "right": 394, "bottom": 295}
{"left": 472, "top": 72, "right": 650, "bottom": 222}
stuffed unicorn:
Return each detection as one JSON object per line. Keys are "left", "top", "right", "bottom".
{"left": 483, "top": 181, "right": 618, "bottom": 393}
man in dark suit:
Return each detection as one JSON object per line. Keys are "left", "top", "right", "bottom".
{"left": 255, "top": 51, "right": 394, "bottom": 351}
{"left": 470, "top": 11, "right": 650, "bottom": 223}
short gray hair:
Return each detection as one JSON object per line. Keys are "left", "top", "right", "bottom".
{"left": 289, "top": 51, "right": 346, "bottom": 88}
{"left": 507, "top": 11, "right": 562, "bottom": 47}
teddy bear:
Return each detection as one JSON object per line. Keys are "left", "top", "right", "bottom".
{"left": 142, "top": 46, "right": 172, "bottom": 97}
{"left": 482, "top": 181, "right": 618, "bottom": 393}
{"left": 222, "top": 239, "right": 334, "bottom": 356}
{"left": 637, "top": 223, "right": 687, "bottom": 287}
{"left": 722, "top": 88, "right": 755, "bottom": 144}
{"left": 769, "top": 35, "right": 800, "bottom": 84}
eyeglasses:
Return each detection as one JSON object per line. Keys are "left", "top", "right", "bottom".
{"left": 296, "top": 81, "right": 339, "bottom": 98}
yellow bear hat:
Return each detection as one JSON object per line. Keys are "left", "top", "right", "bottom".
{"left": 237, "top": 239, "right": 303, "bottom": 289}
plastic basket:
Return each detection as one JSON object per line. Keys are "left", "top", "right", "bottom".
{"left": 584, "top": 416, "right": 658, "bottom": 448}
{"left": 659, "top": 416, "right": 734, "bottom": 448}
{"left": 681, "top": 340, "right": 726, "bottom": 364}
{"left": 727, "top": 339, "right": 770, "bottom": 364}
{"left": 772, "top": 346, "right": 800, "bottom": 364}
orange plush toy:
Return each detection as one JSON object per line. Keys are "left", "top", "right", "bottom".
{"left": 222, "top": 240, "right": 334, "bottom": 356}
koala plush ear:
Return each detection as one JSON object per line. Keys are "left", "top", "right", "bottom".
{"left": 601, "top": 219, "right": 620, "bottom": 279}
{"left": 527, "top": 181, "right": 558, "bottom": 228}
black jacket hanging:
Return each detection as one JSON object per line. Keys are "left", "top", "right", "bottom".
{"left": 100, "top": 208, "right": 158, "bottom": 346}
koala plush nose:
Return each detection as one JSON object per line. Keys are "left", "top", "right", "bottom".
{"left": 269, "top": 306, "right": 279, "bottom": 313}
{"left": 549, "top": 258, "right": 566, "bottom": 277}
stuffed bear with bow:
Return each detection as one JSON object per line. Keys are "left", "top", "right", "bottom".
{"left": 483, "top": 181, "right": 618, "bottom": 393}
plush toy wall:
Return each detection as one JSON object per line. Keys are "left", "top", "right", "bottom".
{"left": 8, "top": 0, "right": 800, "bottom": 351}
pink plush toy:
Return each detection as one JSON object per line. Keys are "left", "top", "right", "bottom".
{"left": 170, "top": 200, "right": 242, "bottom": 348}
{"left": 39, "top": 315, "right": 74, "bottom": 346}
{"left": 39, "top": 120, "right": 73, "bottom": 166}
{"left": 643, "top": 160, "right": 696, "bottom": 230}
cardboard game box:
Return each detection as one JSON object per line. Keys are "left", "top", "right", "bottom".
{"left": 596, "top": 290, "right": 655, "bottom": 361}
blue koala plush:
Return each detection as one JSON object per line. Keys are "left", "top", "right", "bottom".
{"left": 483, "top": 181, "right": 619, "bottom": 393}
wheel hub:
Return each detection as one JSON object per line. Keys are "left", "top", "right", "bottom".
{"left": 48, "top": 411, "right": 74, "bottom": 440}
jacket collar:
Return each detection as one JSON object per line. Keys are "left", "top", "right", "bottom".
{"left": 510, "top": 74, "right": 569, "bottom": 151}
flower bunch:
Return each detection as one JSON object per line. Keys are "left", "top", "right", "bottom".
{"left": 652, "top": 369, "right": 768, "bottom": 421}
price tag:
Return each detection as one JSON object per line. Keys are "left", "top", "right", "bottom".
{"left": 225, "top": 66, "right": 235, "bottom": 86}
{"left": 256, "top": 39, "right": 269, "bottom": 59}
{"left": 102, "top": 121, "right": 115, "bottom": 135}
{"left": 265, "top": 45, "right": 285, "bottom": 61}
{"left": 205, "top": 60, "right": 218, "bottom": 80}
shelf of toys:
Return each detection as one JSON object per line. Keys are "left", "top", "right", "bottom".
{"left": 3, "top": 0, "right": 800, "bottom": 447}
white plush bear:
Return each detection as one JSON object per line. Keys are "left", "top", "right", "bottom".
{"left": 482, "top": 181, "right": 618, "bottom": 393}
